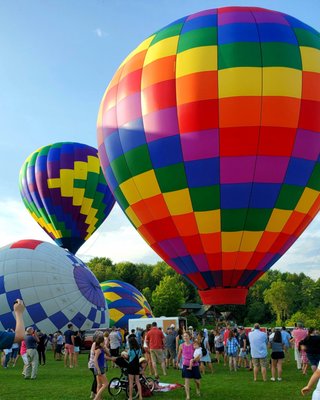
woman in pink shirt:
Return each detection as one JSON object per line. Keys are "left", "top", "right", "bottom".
{"left": 177, "top": 332, "right": 201, "bottom": 400}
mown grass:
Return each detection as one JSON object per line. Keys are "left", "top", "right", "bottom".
{"left": 0, "top": 350, "right": 311, "bottom": 400}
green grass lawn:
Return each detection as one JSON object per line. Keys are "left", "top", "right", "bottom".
{"left": 0, "top": 351, "right": 312, "bottom": 400}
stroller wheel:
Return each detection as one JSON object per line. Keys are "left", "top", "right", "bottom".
{"left": 108, "top": 377, "right": 122, "bottom": 397}
{"left": 145, "top": 377, "right": 155, "bottom": 392}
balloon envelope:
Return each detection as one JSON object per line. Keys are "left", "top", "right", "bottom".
{"left": 100, "top": 280, "right": 153, "bottom": 328}
{"left": 19, "top": 142, "right": 115, "bottom": 254}
{"left": 97, "top": 7, "right": 320, "bottom": 305}
{"left": 0, "top": 240, "right": 109, "bottom": 332}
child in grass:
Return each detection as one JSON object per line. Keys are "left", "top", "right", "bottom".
{"left": 93, "top": 335, "right": 109, "bottom": 400}
{"left": 226, "top": 330, "right": 240, "bottom": 372}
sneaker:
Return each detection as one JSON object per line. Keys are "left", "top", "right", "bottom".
{"left": 277, "top": 378, "right": 282, "bottom": 381}
{"left": 270, "top": 377, "right": 275, "bottom": 381}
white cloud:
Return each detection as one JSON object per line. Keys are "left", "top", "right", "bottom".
{"left": 0, "top": 198, "right": 319, "bottom": 280}
{"left": 0, "top": 199, "right": 159, "bottom": 265}
{"left": 94, "top": 28, "right": 108, "bottom": 38}
{"left": 78, "top": 205, "right": 160, "bottom": 264}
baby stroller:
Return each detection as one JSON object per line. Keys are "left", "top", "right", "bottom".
{"left": 108, "top": 357, "right": 155, "bottom": 398}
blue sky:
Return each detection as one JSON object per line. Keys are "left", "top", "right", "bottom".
{"left": 0, "top": 0, "right": 319, "bottom": 279}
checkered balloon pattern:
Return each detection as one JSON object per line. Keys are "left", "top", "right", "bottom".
{"left": 0, "top": 240, "right": 109, "bottom": 333}
{"left": 100, "top": 280, "right": 153, "bottom": 328}
{"left": 19, "top": 142, "right": 115, "bottom": 254}
{"left": 97, "top": 7, "right": 320, "bottom": 305}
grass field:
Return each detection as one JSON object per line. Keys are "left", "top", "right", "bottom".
{"left": 0, "top": 350, "right": 312, "bottom": 400}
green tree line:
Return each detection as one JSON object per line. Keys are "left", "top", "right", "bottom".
{"left": 87, "top": 257, "right": 320, "bottom": 327}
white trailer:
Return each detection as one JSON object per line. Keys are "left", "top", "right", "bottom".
{"left": 128, "top": 316, "right": 186, "bottom": 333}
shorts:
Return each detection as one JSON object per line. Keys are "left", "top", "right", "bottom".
{"left": 150, "top": 349, "right": 164, "bottom": 364}
{"left": 11, "top": 348, "right": 19, "bottom": 359}
{"left": 110, "top": 348, "right": 120, "bottom": 357}
{"left": 94, "top": 367, "right": 105, "bottom": 376}
{"left": 56, "top": 344, "right": 63, "bottom": 354}
{"left": 182, "top": 365, "right": 201, "bottom": 380}
{"left": 307, "top": 354, "right": 320, "bottom": 367}
{"left": 271, "top": 351, "right": 284, "bottom": 360}
{"left": 65, "top": 344, "right": 74, "bottom": 354}
{"left": 166, "top": 348, "right": 176, "bottom": 360}
{"left": 74, "top": 346, "right": 80, "bottom": 353}
{"left": 252, "top": 357, "right": 268, "bottom": 368}
{"left": 215, "top": 346, "right": 224, "bottom": 353}
{"left": 239, "top": 349, "right": 247, "bottom": 358}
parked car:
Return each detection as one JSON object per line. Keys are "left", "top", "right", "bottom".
{"left": 81, "top": 328, "right": 109, "bottom": 350}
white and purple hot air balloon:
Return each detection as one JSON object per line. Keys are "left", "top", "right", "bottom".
{"left": 0, "top": 240, "right": 109, "bottom": 333}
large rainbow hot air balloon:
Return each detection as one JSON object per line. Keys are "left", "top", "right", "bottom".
{"left": 100, "top": 280, "right": 153, "bottom": 328}
{"left": 97, "top": 7, "right": 320, "bottom": 305}
{"left": 19, "top": 142, "right": 115, "bottom": 254}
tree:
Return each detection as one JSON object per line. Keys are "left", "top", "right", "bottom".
{"left": 142, "top": 287, "right": 153, "bottom": 307}
{"left": 264, "top": 280, "right": 296, "bottom": 325}
{"left": 246, "top": 302, "right": 267, "bottom": 324}
{"left": 152, "top": 275, "right": 185, "bottom": 317}
{"left": 87, "top": 257, "right": 115, "bottom": 282}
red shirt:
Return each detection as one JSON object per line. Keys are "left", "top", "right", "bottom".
{"left": 146, "top": 327, "right": 165, "bottom": 350}
{"left": 223, "top": 329, "right": 230, "bottom": 346}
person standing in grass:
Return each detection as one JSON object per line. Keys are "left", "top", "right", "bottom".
{"left": 198, "top": 330, "right": 213, "bottom": 374}
{"left": 93, "top": 334, "right": 108, "bottom": 400}
{"left": 269, "top": 330, "right": 285, "bottom": 381}
{"left": 55, "top": 331, "right": 63, "bottom": 361}
{"left": 238, "top": 327, "right": 249, "bottom": 369}
{"left": 177, "top": 332, "right": 201, "bottom": 400}
{"left": 248, "top": 323, "right": 268, "bottom": 382}
{"left": 146, "top": 321, "right": 167, "bottom": 379}
{"left": 127, "top": 336, "right": 142, "bottom": 400}
{"left": 226, "top": 330, "right": 240, "bottom": 372}
{"left": 88, "top": 331, "right": 103, "bottom": 399}
{"left": 300, "top": 328, "right": 320, "bottom": 373}
{"left": 20, "top": 338, "right": 28, "bottom": 376}
{"left": 292, "top": 322, "right": 308, "bottom": 370}
{"left": 176, "top": 328, "right": 184, "bottom": 370}
{"left": 281, "top": 326, "right": 291, "bottom": 362}
{"left": 214, "top": 328, "right": 225, "bottom": 364}
{"left": 24, "top": 327, "right": 40, "bottom": 380}
{"left": 64, "top": 323, "right": 75, "bottom": 368}
{"left": 73, "top": 331, "right": 82, "bottom": 367}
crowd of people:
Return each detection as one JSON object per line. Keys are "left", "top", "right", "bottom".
{"left": 1, "top": 300, "right": 320, "bottom": 399}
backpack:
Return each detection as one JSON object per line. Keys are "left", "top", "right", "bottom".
{"left": 201, "top": 339, "right": 207, "bottom": 357}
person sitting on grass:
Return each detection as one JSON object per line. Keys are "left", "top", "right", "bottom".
{"left": 187, "top": 340, "right": 202, "bottom": 370}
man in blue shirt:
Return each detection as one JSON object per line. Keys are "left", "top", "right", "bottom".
{"left": 0, "top": 299, "right": 25, "bottom": 350}
{"left": 248, "top": 323, "right": 268, "bottom": 382}
{"left": 64, "top": 323, "right": 75, "bottom": 368}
